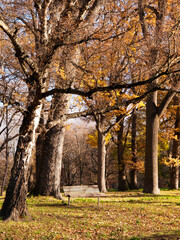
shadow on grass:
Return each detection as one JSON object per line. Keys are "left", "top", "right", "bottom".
{"left": 141, "top": 230, "right": 180, "bottom": 239}
{"left": 34, "top": 202, "right": 87, "bottom": 208}
{"left": 31, "top": 194, "right": 179, "bottom": 208}
{"left": 123, "top": 200, "right": 179, "bottom": 205}
{"left": 34, "top": 202, "right": 102, "bottom": 210}
{"left": 107, "top": 193, "right": 180, "bottom": 199}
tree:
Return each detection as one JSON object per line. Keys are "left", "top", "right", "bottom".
{"left": 33, "top": 45, "right": 82, "bottom": 198}
{"left": 129, "top": 108, "right": 138, "bottom": 189}
{"left": 169, "top": 95, "right": 179, "bottom": 189}
{"left": 117, "top": 119, "right": 128, "bottom": 191}
{"left": 96, "top": 113, "right": 107, "bottom": 192}
{"left": 0, "top": 0, "right": 103, "bottom": 220}
{"left": 138, "top": 0, "right": 180, "bottom": 194}
{"left": 34, "top": 94, "right": 66, "bottom": 199}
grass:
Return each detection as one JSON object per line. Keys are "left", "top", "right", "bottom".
{"left": 0, "top": 190, "right": 180, "bottom": 239}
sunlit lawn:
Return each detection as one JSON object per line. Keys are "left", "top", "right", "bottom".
{"left": 0, "top": 190, "right": 180, "bottom": 239}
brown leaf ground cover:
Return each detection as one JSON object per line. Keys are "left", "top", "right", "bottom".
{"left": 0, "top": 190, "right": 180, "bottom": 239}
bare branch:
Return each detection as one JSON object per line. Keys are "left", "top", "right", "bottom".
{"left": 0, "top": 18, "right": 39, "bottom": 76}
{"left": 0, "top": 134, "right": 19, "bottom": 153}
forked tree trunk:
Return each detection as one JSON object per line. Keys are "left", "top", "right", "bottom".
{"left": 0, "top": 101, "right": 42, "bottom": 220}
{"left": 130, "top": 109, "right": 138, "bottom": 189}
{"left": 169, "top": 95, "right": 179, "bottom": 190}
{"left": 97, "top": 115, "right": 107, "bottom": 193}
{"left": 117, "top": 120, "right": 128, "bottom": 191}
{"left": 138, "top": 0, "right": 168, "bottom": 194}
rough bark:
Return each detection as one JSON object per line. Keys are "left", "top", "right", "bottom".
{"left": 35, "top": 94, "right": 67, "bottom": 199}
{"left": 97, "top": 114, "right": 107, "bottom": 193}
{"left": 117, "top": 120, "right": 128, "bottom": 191}
{"left": 33, "top": 125, "right": 46, "bottom": 195}
{"left": 169, "top": 95, "right": 179, "bottom": 190}
{"left": 0, "top": 100, "right": 42, "bottom": 220}
{"left": 130, "top": 109, "right": 138, "bottom": 190}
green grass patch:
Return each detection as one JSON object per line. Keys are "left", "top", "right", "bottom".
{"left": 0, "top": 190, "right": 180, "bottom": 239}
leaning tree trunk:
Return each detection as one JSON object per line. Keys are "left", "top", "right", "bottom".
{"left": 169, "top": 95, "right": 179, "bottom": 190}
{"left": 130, "top": 109, "right": 138, "bottom": 190}
{"left": 97, "top": 114, "right": 107, "bottom": 193}
{"left": 35, "top": 94, "right": 67, "bottom": 199}
{"left": 0, "top": 100, "right": 42, "bottom": 220}
{"left": 117, "top": 120, "right": 128, "bottom": 191}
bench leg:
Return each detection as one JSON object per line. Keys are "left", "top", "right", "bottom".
{"left": 98, "top": 197, "right": 100, "bottom": 205}
{"left": 68, "top": 196, "right": 70, "bottom": 206}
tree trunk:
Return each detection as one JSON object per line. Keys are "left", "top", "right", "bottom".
{"left": 169, "top": 95, "right": 179, "bottom": 190}
{"left": 33, "top": 127, "right": 46, "bottom": 195}
{"left": 130, "top": 109, "right": 138, "bottom": 189}
{"left": 117, "top": 120, "right": 128, "bottom": 191}
{"left": 144, "top": 84, "right": 178, "bottom": 194}
{"left": 35, "top": 94, "right": 66, "bottom": 199}
{"left": 0, "top": 101, "right": 42, "bottom": 220}
{"left": 97, "top": 115, "right": 107, "bottom": 193}
{"left": 144, "top": 91, "right": 160, "bottom": 194}
{"left": 37, "top": 125, "right": 65, "bottom": 198}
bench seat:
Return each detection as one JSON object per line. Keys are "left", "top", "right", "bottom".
{"left": 63, "top": 185, "right": 105, "bottom": 205}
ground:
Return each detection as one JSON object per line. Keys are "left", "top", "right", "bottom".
{"left": 0, "top": 190, "right": 180, "bottom": 239}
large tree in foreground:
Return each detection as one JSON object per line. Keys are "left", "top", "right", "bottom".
{"left": 34, "top": 45, "right": 82, "bottom": 198}
{"left": 0, "top": 0, "right": 103, "bottom": 220}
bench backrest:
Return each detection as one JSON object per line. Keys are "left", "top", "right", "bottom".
{"left": 63, "top": 185, "right": 101, "bottom": 197}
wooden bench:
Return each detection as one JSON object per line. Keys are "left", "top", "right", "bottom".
{"left": 63, "top": 185, "right": 105, "bottom": 206}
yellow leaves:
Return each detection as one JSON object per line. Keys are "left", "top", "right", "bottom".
{"left": 105, "top": 132, "right": 111, "bottom": 144}
{"left": 131, "top": 47, "right": 136, "bottom": 52}
{"left": 174, "top": 135, "right": 178, "bottom": 140}
{"left": 87, "top": 131, "right": 98, "bottom": 148}
{"left": 66, "top": 124, "right": 71, "bottom": 130}
{"left": 87, "top": 130, "right": 111, "bottom": 147}
{"left": 56, "top": 67, "right": 66, "bottom": 80}
{"left": 162, "top": 156, "right": 180, "bottom": 167}
{"left": 86, "top": 78, "right": 96, "bottom": 88}
{"left": 123, "top": 93, "right": 139, "bottom": 101}
{"left": 136, "top": 101, "right": 145, "bottom": 109}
